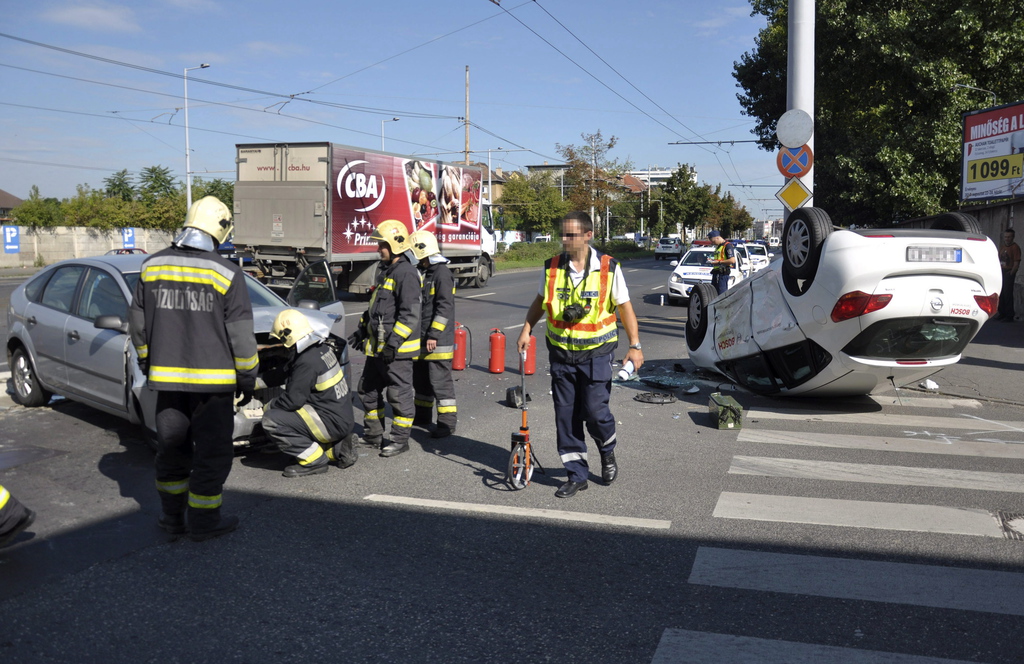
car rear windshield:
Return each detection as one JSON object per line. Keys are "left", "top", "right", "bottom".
{"left": 842, "top": 317, "right": 978, "bottom": 360}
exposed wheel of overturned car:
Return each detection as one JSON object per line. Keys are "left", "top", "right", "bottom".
{"left": 782, "top": 207, "right": 833, "bottom": 295}
{"left": 930, "top": 212, "right": 982, "bottom": 234}
{"left": 686, "top": 283, "right": 718, "bottom": 352}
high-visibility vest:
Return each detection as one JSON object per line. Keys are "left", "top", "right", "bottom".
{"left": 542, "top": 250, "right": 619, "bottom": 364}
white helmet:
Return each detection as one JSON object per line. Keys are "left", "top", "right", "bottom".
{"left": 370, "top": 219, "right": 411, "bottom": 254}
{"left": 183, "top": 196, "right": 233, "bottom": 244}
{"left": 409, "top": 230, "right": 441, "bottom": 260}
{"left": 270, "top": 309, "right": 314, "bottom": 349}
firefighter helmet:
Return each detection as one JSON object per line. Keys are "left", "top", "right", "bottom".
{"left": 270, "top": 309, "right": 314, "bottom": 349}
{"left": 183, "top": 196, "right": 233, "bottom": 244}
{"left": 370, "top": 219, "right": 411, "bottom": 254}
{"left": 409, "top": 230, "right": 440, "bottom": 260}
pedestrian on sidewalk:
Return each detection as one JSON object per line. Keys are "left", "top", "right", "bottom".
{"left": 996, "top": 228, "right": 1020, "bottom": 322}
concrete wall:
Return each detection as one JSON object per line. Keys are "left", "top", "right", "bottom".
{"left": 0, "top": 227, "right": 174, "bottom": 269}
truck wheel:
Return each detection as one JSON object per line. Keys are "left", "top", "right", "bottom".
{"left": 930, "top": 212, "right": 981, "bottom": 234}
{"left": 473, "top": 258, "right": 491, "bottom": 288}
{"left": 782, "top": 207, "right": 833, "bottom": 284}
{"left": 686, "top": 283, "right": 717, "bottom": 352}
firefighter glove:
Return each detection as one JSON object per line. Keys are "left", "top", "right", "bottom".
{"left": 380, "top": 346, "right": 397, "bottom": 364}
{"left": 236, "top": 375, "right": 256, "bottom": 408}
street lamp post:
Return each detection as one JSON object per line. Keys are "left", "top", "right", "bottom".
{"left": 953, "top": 83, "right": 997, "bottom": 108}
{"left": 184, "top": 63, "right": 209, "bottom": 210}
{"left": 381, "top": 117, "right": 399, "bottom": 151}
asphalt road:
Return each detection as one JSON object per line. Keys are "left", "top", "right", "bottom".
{"left": 2, "top": 259, "right": 1024, "bottom": 663}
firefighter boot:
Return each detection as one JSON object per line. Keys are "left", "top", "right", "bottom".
{"left": 283, "top": 457, "right": 329, "bottom": 478}
{"left": 188, "top": 508, "right": 239, "bottom": 542}
{"left": 326, "top": 433, "right": 358, "bottom": 469}
{"left": 157, "top": 489, "right": 188, "bottom": 535}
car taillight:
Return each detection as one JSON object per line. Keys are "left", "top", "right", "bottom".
{"left": 974, "top": 293, "right": 999, "bottom": 317}
{"left": 830, "top": 291, "right": 893, "bottom": 323}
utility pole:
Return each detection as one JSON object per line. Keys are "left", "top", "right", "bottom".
{"left": 464, "top": 66, "right": 471, "bottom": 164}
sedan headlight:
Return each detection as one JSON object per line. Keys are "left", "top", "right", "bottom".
{"left": 669, "top": 273, "right": 684, "bottom": 283}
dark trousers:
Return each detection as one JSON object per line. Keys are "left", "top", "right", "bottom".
{"left": 0, "top": 485, "right": 31, "bottom": 536}
{"left": 359, "top": 357, "right": 414, "bottom": 445}
{"left": 413, "top": 359, "right": 457, "bottom": 429}
{"left": 154, "top": 391, "right": 234, "bottom": 517}
{"left": 999, "top": 271, "right": 1016, "bottom": 318}
{"left": 550, "top": 354, "right": 617, "bottom": 483}
{"left": 711, "top": 271, "right": 729, "bottom": 295}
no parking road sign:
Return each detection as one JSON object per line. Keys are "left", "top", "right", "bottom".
{"left": 777, "top": 144, "right": 814, "bottom": 178}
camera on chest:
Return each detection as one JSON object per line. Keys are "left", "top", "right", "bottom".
{"left": 561, "top": 302, "right": 591, "bottom": 323}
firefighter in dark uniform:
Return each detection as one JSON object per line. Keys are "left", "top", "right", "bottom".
{"left": 129, "top": 196, "right": 258, "bottom": 542}
{"left": 348, "top": 220, "right": 421, "bottom": 458}
{"left": 0, "top": 485, "right": 35, "bottom": 549}
{"left": 409, "top": 230, "right": 457, "bottom": 439}
{"left": 516, "top": 211, "right": 643, "bottom": 499}
{"left": 262, "top": 309, "right": 357, "bottom": 477}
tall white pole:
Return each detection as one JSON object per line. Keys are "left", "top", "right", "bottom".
{"left": 381, "top": 117, "right": 399, "bottom": 152}
{"left": 788, "top": 0, "right": 814, "bottom": 201}
{"left": 184, "top": 63, "right": 209, "bottom": 210}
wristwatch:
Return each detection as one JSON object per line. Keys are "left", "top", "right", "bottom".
{"left": 629, "top": 343, "right": 642, "bottom": 350}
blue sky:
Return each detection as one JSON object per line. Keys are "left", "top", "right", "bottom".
{"left": 1, "top": 1, "right": 783, "bottom": 220}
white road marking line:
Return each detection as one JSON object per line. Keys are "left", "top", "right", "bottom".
{"left": 729, "top": 456, "right": 1024, "bottom": 492}
{"left": 462, "top": 292, "right": 495, "bottom": 299}
{"left": 688, "top": 546, "right": 1024, "bottom": 616}
{"left": 0, "top": 371, "right": 10, "bottom": 381}
{"left": 737, "top": 429, "right": 1024, "bottom": 458}
{"left": 364, "top": 494, "right": 671, "bottom": 530}
{"left": 651, "top": 628, "right": 977, "bottom": 663}
{"left": 713, "top": 492, "right": 1003, "bottom": 538}
{"left": 651, "top": 284, "right": 665, "bottom": 290}
{"left": 746, "top": 408, "right": 1024, "bottom": 432}
{"left": 867, "top": 394, "right": 982, "bottom": 409}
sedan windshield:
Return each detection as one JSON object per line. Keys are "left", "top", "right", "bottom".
{"left": 680, "top": 251, "right": 711, "bottom": 266}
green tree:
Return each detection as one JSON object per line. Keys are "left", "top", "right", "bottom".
{"left": 661, "top": 164, "right": 712, "bottom": 239}
{"left": 555, "top": 130, "right": 632, "bottom": 235}
{"left": 11, "top": 185, "right": 62, "bottom": 227}
{"left": 103, "top": 169, "right": 135, "bottom": 202}
{"left": 495, "top": 171, "right": 569, "bottom": 237}
{"left": 137, "top": 165, "right": 179, "bottom": 205}
{"left": 193, "top": 177, "right": 234, "bottom": 206}
{"left": 734, "top": 0, "right": 1024, "bottom": 226}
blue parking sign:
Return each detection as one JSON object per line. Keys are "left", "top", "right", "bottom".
{"left": 121, "top": 227, "right": 136, "bottom": 249}
{"left": 3, "top": 226, "right": 19, "bottom": 253}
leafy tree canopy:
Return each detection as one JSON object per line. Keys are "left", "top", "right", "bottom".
{"left": 555, "top": 130, "right": 633, "bottom": 228}
{"left": 495, "top": 170, "right": 570, "bottom": 237}
{"left": 733, "top": 0, "right": 1024, "bottom": 225}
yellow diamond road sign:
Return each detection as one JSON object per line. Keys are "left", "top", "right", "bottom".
{"left": 776, "top": 177, "right": 812, "bottom": 211}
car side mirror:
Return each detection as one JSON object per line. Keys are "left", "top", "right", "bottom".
{"left": 297, "top": 299, "right": 321, "bottom": 310}
{"left": 669, "top": 260, "right": 679, "bottom": 267}
{"left": 94, "top": 315, "right": 128, "bottom": 334}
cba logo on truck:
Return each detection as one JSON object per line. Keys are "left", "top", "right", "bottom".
{"left": 337, "top": 160, "right": 386, "bottom": 212}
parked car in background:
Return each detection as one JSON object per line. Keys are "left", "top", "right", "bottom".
{"left": 685, "top": 209, "right": 1000, "bottom": 396}
{"left": 654, "top": 237, "right": 684, "bottom": 260}
{"left": 7, "top": 254, "right": 347, "bottom": 447}
{"left": 738, "top": 242, "right": 772, "bottom": 273}
{"left": 666, "top": 246, "right": 745, "bottom": 304}
{"left": 104, "top": 248, "right": 147, "bottom": 255}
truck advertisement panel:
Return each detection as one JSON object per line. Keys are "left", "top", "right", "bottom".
{"left": 961, "top": 100, "right": 1024, "bottom": 202}
{"left": 330, "top": 146, "right": 483, "bottom": 255}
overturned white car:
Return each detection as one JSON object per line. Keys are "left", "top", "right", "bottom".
{"left": 685, "top": 209, "right": 1001, "bottom": 396}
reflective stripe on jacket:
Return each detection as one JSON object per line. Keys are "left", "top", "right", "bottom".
{"left": 360, "top": 257, "right": 422, "bottom": 359}
{"left": 542, "top": 250, "right": 619, "bottom": 364}
{"left": 417, "top": 262, "right": 456, "bottom": 361}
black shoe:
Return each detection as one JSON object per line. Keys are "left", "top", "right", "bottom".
{"left": 158, "top": 513, "right": 187, "bottom": 535}
{"left": 601, "top": 451, "right": 618, "bottom": 485}
{"left": 0, "top": 508, "right": 36, "bottom": 548}
{"left": 555, "top": 480, "right": 588, "bottom": 498}
{"left": 379, "top": 441, "right": 410, "bottom": 457}
{"left": 331, "top": 433, "right": 358, "bottom": 469}
{"left": 189, "top": 515, "right": 239, "bottom": 542}
{"left": 358, "top": 435, "right": 383, "bottom": 448}
{"left": 413, "top": 417, "right": 433, "bottom": 428}
{"left": 431, "top": 424, "right": 455, "bottom": 439}
{"left": 283, "top": 461, "right": 329, "bottom": 478}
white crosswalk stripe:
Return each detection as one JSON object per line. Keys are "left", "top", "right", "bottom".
{"left": 651, "top": 397, "right": 1024, "bottom": 663}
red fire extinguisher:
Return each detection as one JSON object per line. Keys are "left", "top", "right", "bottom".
{"left": 488, "top": 328, "right": 505, "bottom": 374}
{"left": 524, "top": 334, "right": 536, "bottom": 375}
{"left": 453, "top": 322, "right": 469, "bottom": 371}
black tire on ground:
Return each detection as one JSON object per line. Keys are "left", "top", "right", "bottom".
{"left": 782, "top": 207, "right": 833, "bottom": 283}
{"left": 11, "top": 346, "right": 51, "bottom": 407}
{"left": 473, "top": 258, "right": 491, "bottom": 288}
{"left": 686, "top": 283, "right": 718, "bottom": 352}
{"left": 930, "top": 212, "right": 982, "bottom": 234}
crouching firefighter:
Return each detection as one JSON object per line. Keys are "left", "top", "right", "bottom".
{"left": 262, "top": 309, "right": 357, "bottom": 477}
{"left": 409, "top": 230, "right": 457, "bottom": 438}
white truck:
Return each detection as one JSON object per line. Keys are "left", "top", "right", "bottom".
{"left": 233, "top": 142, "right": 497, "bottom": 292}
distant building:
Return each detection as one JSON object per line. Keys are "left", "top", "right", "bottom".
{"left": 525, "top": 162, "right": 570, "bottom": 199}
{"left": 0, "top": 188, "right": 24, "bottom": 221}
{"left": 628, "top": 166, "right": 695, "bottom": 188}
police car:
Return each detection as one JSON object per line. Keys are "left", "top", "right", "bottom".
{"left": 666, "top": 246, "right": 745, "bottom": 305}
{"left": 685, "top": 208, "right": 1001, "bottom": 396}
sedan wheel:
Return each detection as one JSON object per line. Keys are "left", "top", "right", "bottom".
{"left": 686, "top": 283, "right": 718, "bottom": 352}
{"left": 11, "top": 347, "right": 51, "bottom": 407}
{"left": 782, "top": 207, "right": 833, "bottom": 290}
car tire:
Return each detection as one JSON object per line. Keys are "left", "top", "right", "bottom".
{"left": 686, "top": 283, "right": 717, "bottom": 352}
{"left": 11, "top": 346, "right": 51, "bottom": 407}
{"left": 930, "top": 212, "right": 981, "bottom": 234}
{"left": 782, "top": 207, "right": 833, "bottom": 284}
